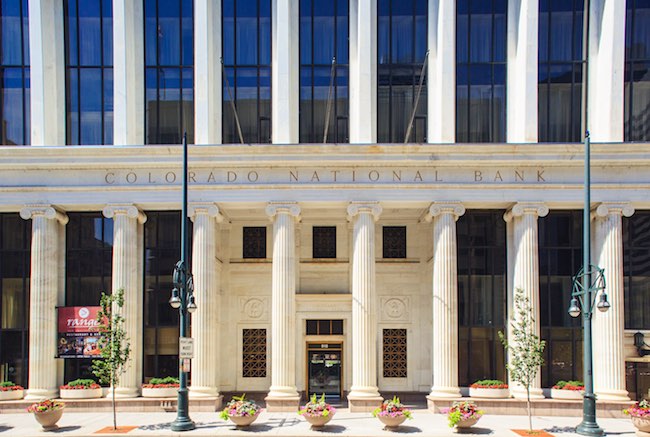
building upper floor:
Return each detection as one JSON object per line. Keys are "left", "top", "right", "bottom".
{"left": 2, "top": 0, "right": 650, "bottom": 147}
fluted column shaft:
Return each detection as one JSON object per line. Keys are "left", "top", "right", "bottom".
{"left": 347, "top": 202, "right": 382, "bottom": 402}
{"left": 21, "top": 206, "right": 68, "bottom": 399}
{"left": 189, "top": 204, "right": 222, "bottom": 398}
{"left": 103, "top": 205, "right": 146, "bottom": 398}
{"left": 504, "top": 202, "right": 548, "bottom": 399}
{"left": 266, "top": 203, "right": 300, "bottom": 400}
{"left": 593, "top": 203, "right": 634, "bottom": 401}
{"left": 427, "top": 202, "right": 464, "bottom": 398}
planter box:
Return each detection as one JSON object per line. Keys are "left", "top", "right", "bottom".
{"left": 142, "top": 387, "right": 178, "bottom": 398}
{"left": 469, "top": 387, "right": 510, "bottom": 399}
{"left": 550, "top": 389, "right": 583, "bottom": 400}
{"left": 0, "top": 390, "right": 23, "bottom": 401}
{"left": 60, "top": 387, "right": 103, "bottom": 399}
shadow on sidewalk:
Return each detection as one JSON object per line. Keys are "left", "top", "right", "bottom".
{"left": 49, "top": 426, "right": 82, "bottom": 433}
{"left": 0, "top": 426, "right": 11, "bottom": 433}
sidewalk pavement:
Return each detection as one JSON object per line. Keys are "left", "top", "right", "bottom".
{"left": 0, "top": 408, "right": 636, "bottom": 437}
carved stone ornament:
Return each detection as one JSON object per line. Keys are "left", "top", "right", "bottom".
{"left": 381, "top": 297, "right": 410, "bottom": 321}
{"left": 240, "top": 297, "right": 268, "bottom": 321}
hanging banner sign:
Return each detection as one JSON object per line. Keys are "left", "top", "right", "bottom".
{"left": 57, "top": 306, "right": 102, "bottom": 358}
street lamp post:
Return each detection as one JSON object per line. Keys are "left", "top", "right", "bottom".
{"left": 567, "top": 132, "right": 610, "bottom": 437}
{"left": 169, "top": 133, "right": 197, "bottom": 432}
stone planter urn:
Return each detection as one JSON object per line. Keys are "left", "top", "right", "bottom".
{"left": 550, "top": 388, "right": 583, "bottom": 400}
{"left": 0, "top": 389, "right": 24, "bottom": 401}
{"left": 631, "top": 416, "right": 650, "bottom": 437}
{"left": 33, "top": 408, "right": 64, "bottom": 431}
{"left": 228, "top": 413, "right": 260, "bottom": 428}
{"left": 378, "top": 415, "right": 407, "bottom": 430}
{"left": 454, "top": 416, "right": 480, "bottom": 433}
{"left": 468, "top": 387, "right": 510, "bottom": 399}
{"left": 142, "top": 387, "right": 178, "bottom": 398}
{"left": 304, "top": 413, "right": 334, "bottom": 428}
{"left": 60, "top": 387, "right": 103, "bottom": 399}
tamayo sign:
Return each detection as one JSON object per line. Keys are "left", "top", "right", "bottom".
{"left": 57, "top": 306, "right": 102, "bottom": 358}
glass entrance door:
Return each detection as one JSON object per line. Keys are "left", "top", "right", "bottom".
{"left": 307, "top": 343, "right": 342, "bottom": 399}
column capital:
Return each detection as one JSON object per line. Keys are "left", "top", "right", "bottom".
{"left": 503, "top": 202, "right": 549, "bottom": 222}
{"left": 266, "top": 202, "right": 301, "bottom": 220}
{"left": 189, "top": 203, "right": 224, "bottom": 223}
{"left": 347, "top": 202, "right": 382, "bottom": 222}
{"left": 594, "top": 202, "right": 635, "bottom": 219}
{"left": 20, "top": 205, "right": 68, "bottom": 225}
{"left": 102, "top": 204, "right": 147, "bottom": 224}
{"left": 426, "top": 202, "right": 465, "bottom": 222}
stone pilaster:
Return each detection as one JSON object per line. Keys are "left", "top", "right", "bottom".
{"left": 188, "top": 204, "right": 223, "bottom": 399}
{"left": 428, "top": 0, "right": 455, "bottom": 143}
{"left": 507, "top": 0, "right": 538, "bottom": 143}
{"left": 29, "top": 0, "right": 65, "bottom": 146}
{"left": 113, "top": 0, "right": 144, "bottom": 145}
{"left": 194, "top": 0, "right": 221, "bottom": 144}
{"left": 592, "top": 203, "right": 634, "bottom": 401}
{"left": 349, "top": 0, "right": 377, "bottom": 144}
{"left": 426, "top": 202, "right": 465, "bottom": 399}
{"left": 102, "top": 205, "right": 146, "bottom": 398}
{"left": 20, "top": 205, "right": 68, "bottom": 399}
{"left": 503, "top": 202, "right": 548, "bottom": 399}
{"left": 272, "top": 0, "right": 299, "bottom": 144}
{"left": 265, "top": 202, "right": 301, "bottom": 411}
{"left": 346, "top": 202, "right": 383, "bottom": 412}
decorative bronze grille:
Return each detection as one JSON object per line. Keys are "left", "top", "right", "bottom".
{"left": 312, "top": 226, "right": 336, "bottom": 258}
{"left": 242, "top": 328, "right": 267, "bottom": 377}
{"left": 243, "top": 227, "right": 266, "bottom": 259}
{"left": 383, "top": 226, "right": 406, "bottom": 258}
{"left": 383, "top": 328, "right": 407, "bottom": 378}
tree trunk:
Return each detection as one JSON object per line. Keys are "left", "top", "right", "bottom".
{"left": 112, "top": 382, "right": 117, "bottom": 430}
{"left": 526, "top": 386, "right": 532, "bottom": 432}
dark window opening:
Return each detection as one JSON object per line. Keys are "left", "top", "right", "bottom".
{"left": 306, "top": 319, "right": 344, "bottom": 335}
{"left": 383, "top": 226, "right": 406, "bottom": 259}
{"left": 313, "top": 226, "right": 336, "bottom": 258}
{"left": 623, "top": 211, "right": 650, "bottom": 330}
{"left": 243, "top": 226, "right": 266, "bottom": 259}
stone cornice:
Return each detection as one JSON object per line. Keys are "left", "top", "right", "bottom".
{"left": 503, "top": 202, "right": 549, "bottom": 222}
{"left": 347, "top": 202, "right": 382, "bottom": 222}
{"left": 20, "top": 205, "right": 69, "bottom": 224}
{"left": 102, "top": 204, "right": 147, "bottom": 224}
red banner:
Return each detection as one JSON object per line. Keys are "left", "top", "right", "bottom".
{"left": 57, "top": 306, "right": 102, "bottom": 358}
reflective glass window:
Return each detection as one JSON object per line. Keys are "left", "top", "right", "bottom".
{"left": 222, "top": 0, "right": 271, "bottom": 144}
{"left": 538, "top": 211, "right": 583, "bottom": 387}
{"left": 378, "top": 0, "right": 427, "bottom": 143}
{"left": 538, "top": 0, "right": 584, "bottom": 142}
{"left": 300, "top": 0, "right": 348, "bottom": 143}
{"left": 145, "top": 0, "right": 194, "bottom": 144}
{"left": 623, "top": 212, "right": 650, "bottom": 329}
{"left": 456, "top": 0, "right": 506, "bottom": 143}
{"left": 625, "top": 0, "right": 650, "bottom": 141}
{"left": 457, "top": 211, "right": 506, "bottom": 386}
{"left": 0, "top": 213, "right": 30, "bottom": 387}
{"left": 0, "top": 0, "right": 30, "bottom": 145}
{"left": 64, "top": 0, "right": 113, "bottom": 145}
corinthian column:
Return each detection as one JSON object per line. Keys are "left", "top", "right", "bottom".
{"left": 426, "top": 202, "right": 465, "bottom": 399}
{"left": 346, "top": 202, "right": 383, "bottom": 412}
{"left": 189, "top": 204, "right": 223, "bottom": 399}
{"left": 592, "top": 203, "right": 634, "bottom": 401}
{"left": 20, "top": 205, "right": 68, "bottom": 399}
{"left": 503, "top": 202, "right": 548, "bottom": 399}
{"left": 103, "top": 205, "right": 146, "bottom": 398}
{"left": 265, "top": 202, "right": 301, "bottom": 411}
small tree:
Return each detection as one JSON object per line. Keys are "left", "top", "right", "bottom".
{"left": 92, "top": 289, "right": 131, "bottom": 430}
{"left": 499, "top": 287, "right": 546, "bottom": 433}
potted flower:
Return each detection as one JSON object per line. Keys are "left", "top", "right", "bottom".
{"left": 551, "top": 380, "right": 584, "bottom": 400}
{"left": 372, "top": 396, "right": 413, "bottom": 430}
{"left": 27, "top": 399, "right": 65, "bottom": 430}
{"left": 623, "top": 399, "right": 650, "bottom": 434}
{"left": 0, "top": 381, "right": 24, "bottom": 401}
{"left": 444, "top": 400, "right": 483, "bottom": 430}
{"left": 142, "top": 376, "right": 179, "bottom": 398}
{"left": 219, "top": 394, "right": 261, "bottom": 428}
{"left": 299, "top": 393, "right": 336, "bottom": 428}
{"left": 59, "top": 378, "right": 103, "bottom": 399}
{"left": 469, "top": 379, "right": 510, "bottom": 399}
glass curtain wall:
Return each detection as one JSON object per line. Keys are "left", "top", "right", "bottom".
{"left": 623, "top": 212, "right": 650, "bottom": 330}
{"left": 65, "top": 0, "right": 113, "bottom": 145}
{"left": 457, "top": 211, "right": 506, "bottom": 386}
{"left": 222, "top": 0, "right": 271, "bottom": 144}
{"left": 64, "top": 213, "right": 113, "bottom": 382}
{"left": 456, "top": 0, "right": 506, "bottom": 143}
{"left": 539, "top": 211, "right": 583, "bottom": 387}
{"left": 0, "top": 213, "right": 30, "bottom": 387}
{"left": 377, "top": 0, "right": 427, "bottom": 143}
{"left": 145, "top": 0, "right": 194, "bottom": 144}
{"left": 538, "top": 0, "right": 584, "bottom": 142}
{"left": 0, "top": 0, "right": 29, "bottom": 145}
{"left": 299, "top": 0, "right": 349, "bottom": 143}
{"left": 625, "top": 0, "right": 650, "bottom": 141}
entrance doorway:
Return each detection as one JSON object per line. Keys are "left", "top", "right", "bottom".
{"left": 307, "top": 343, "right": 342, "bottom": 399}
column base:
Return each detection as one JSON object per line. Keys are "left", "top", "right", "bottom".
{"left": 511, "top": 387, "right": 544, "bottom": 400}
{"left": 189, "top": 386, "right": 220, "bottom": 398}
{"left": 428, "top": 386, "right": 462, "bottom": 398}
{"left": 107, "top": 386, "right": 140, "bottom": 398}
{"left": 347, "top": 388, "right": 383, "bottom": 412}
{"left": 25, "top": 388, "right": 59, "bottom": 400}
{"left": 264, "top": 395, "right": 300, "bottom": 412}
{"left": 595, "top": 389, "right": 630, "bottom": 401}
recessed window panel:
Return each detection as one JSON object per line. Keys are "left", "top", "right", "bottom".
{"left": 242, "top": 328, "right": 267, "bottom": 377}
{"left": 382, "top": 226, "right": 406, "bottom": 259}
{"left": 383, "top": 329, "right": 407, "bottom": 378}
{"left": 625, "top": 0, "right": 650, "bottom": 141}
{"left": 313, "top": 226, "right": 336, "bottom": 258}
{"left": 243, "top": 226, "right": 266, "bottom": 259}
{"left": 624, "top": 212, "right": 650, "bottom": 330}
{"left": 306, "top": 319, "right": 344, "bottom": 335}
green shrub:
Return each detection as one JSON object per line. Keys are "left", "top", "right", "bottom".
{"left": 0, "top": 381, "right": 16, "bottom": 387}
{"left": 149, "top": 376, "right": 179, "bottom": 385}
{"left": 67, "top": 379, "right": 97, "bottom": 388}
